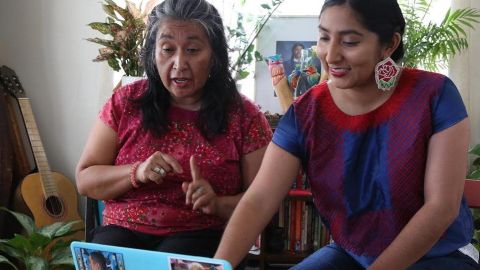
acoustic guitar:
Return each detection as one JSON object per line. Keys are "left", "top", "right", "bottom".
{"left": 0, "top": 66, "right": 83, "bottom": 236}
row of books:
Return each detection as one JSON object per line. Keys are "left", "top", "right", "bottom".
{"left": 291, "top": 170, "right": 309, "bottom": 190}
{"left": 273, "top": 199, "right": 330, "bottom": 253}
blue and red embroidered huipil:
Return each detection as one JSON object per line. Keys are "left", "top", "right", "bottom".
{"left": 273, "top": 69, "right": 472, "bottom": 267}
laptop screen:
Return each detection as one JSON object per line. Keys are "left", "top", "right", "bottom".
{"left": 70, "top": 241, "right": 233, "bottom": 270}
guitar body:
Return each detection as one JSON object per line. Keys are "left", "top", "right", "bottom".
{"left": 1, "top": 66, "right": 84, "bottom": 240}
{"left": 20, "top": 172, "right": 81, "bottom": 227}
{"left": 18, "top": 172, "right": 84, "bottom": 241}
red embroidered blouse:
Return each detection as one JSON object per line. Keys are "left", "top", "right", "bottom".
{"left": 99, "top": 80, "right": 272, "bottom": 235}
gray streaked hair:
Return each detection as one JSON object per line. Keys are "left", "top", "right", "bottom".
{"left": 144, "top": 0, "right": 229, "bottom": 79}
{"left": 138, "top": 0, "right": 240, "bottom": 138}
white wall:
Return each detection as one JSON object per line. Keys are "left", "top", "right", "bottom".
{"left": 0, "top": 0, "right": 114, "bottom": 214}
{"left": 450, "top": 0, "right": 480, "bottom": 145}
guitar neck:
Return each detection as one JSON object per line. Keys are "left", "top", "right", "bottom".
{"left": 17, "top": 97, "right": 58, "bottom": 197}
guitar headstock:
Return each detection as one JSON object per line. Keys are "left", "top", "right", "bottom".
{"left": 0, "top": 66, "right": 26, "bottom": 98}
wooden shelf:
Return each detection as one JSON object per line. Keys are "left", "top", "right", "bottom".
{"left": 287, "top": 189, "right": 312, "bottom": 199}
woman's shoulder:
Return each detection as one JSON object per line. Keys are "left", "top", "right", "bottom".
{"left": 402, "top": 68, "right": 448, "bottom": 84}
{"left": 114, "top": 78, "right": 149, "bottom": 99}
{"left": 401, "top": 68, "right": 455, "bottom": 95}
{"left": 237, "top": 93, "right": 263, "bottom": 115}
{"left": 404, "top": 67, "right": 444, "bottom": 76}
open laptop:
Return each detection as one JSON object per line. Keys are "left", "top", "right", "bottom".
{"left": 71, "top": 241, "right": 233, "bottom": 270}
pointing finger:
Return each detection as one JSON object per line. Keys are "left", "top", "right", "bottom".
{"left": 190, "top": 155, "right": 201, "bottom": 182}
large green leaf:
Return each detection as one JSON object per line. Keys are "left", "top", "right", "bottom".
{"left": 237, "top": 70, "right": 250, "bottom": 80}
{"left": 260, "top": 4, "right": 271, "bottom": 9}
{"left": 25, "top": 256, "right": 47, "bottom": 270}
{"left": 468, "top": 169, "right": 480, "bottom": 179}
{"left": 0, "top": 254, "right": 18, "bottom": 270}
{"left": 49, "top": 241, "right": 70, "bottom": 259}
{"left": 88, "top": 22, "right": 113, "bottom": 35}
{"left": 0, "top": 240, "right": 23, "bottom": 259}
{"left": 27, "top": 233, "right": 51, "bottom": 250}
{"left": 102, "top": 4, "right": 117, "bottom": 19}
{"left": 86, "top": 37, "right": 115, "bottom": 48}
{"left": 107, "top": 57, "right": 121, "bottom": 71}
{"left": 0, "top": 208, "right": 35, "bottom": 236}
{"left": 49, "top": 239, "right": 70, "bottom": 256}
{"left": 7, "top": 234, "right": 33, "bottom": 255}
{"left": 37, "top": 222, "right": 66, "bottom": 239}
{"left": 107, "top": 0, "right": 132, "bottom": 21}
{"left": 49, "top": 246, "right": 74, "bottom": 267}
{"left": 469, "top": 144, "right": 480, "bottom": 156}
{"left": 37, "top": 220, "right": 82, "bottom": 240}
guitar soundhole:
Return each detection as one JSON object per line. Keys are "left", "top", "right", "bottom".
{"left": 44, "top": 196, "right": 64, "bottom": 217}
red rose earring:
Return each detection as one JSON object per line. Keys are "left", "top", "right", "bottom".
{"left": 374, "top": 57, "right": 402, "bottom": 91}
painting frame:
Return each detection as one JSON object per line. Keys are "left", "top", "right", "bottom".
{"left": 275, "top": 40, "right": 321, "bottom": 78}
{"left": 254, "top": 16, "right": 320, "bottom": 114}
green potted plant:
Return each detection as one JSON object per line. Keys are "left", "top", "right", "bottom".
{"left": 227, "top": 0, "right": 284, "bottom": 81}
{"left": 0, "top": 207, "right": 82, "bottom": 270}
{"left": 87, "top": 0, "right": 147, "bottom": 77}
{"left": 87, "top": 0, "right": 285, "bottom": 82}
{"left": 400, "top": 0, "right": 480, "bottom": 70}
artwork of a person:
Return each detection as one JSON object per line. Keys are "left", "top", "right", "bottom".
{"left": 283, "top": 42, "right": 305, "bottom": 77}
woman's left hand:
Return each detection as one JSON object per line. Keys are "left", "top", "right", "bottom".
{"left": 182, "top": 155, "right": 219, "bottom": 215}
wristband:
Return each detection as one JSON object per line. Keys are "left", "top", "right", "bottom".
{"left": 130, "top": 161, "right": 141, "bottom": 188}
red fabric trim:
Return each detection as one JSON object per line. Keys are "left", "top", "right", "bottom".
{"left": 317, "top": 69, "right": 420, "bottom": 132}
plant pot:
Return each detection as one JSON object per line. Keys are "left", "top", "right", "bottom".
{"left": 121, "top": 76, "right": 145, "bottom": 86}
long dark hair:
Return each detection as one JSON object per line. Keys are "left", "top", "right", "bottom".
{"left": 320, "top": 0, "right": 406, "bottom": 62}
{"left": 137, "top": 0, "right": 241, "bottom": 138}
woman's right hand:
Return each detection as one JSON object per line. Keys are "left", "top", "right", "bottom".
{"left": 135, "top": 151, "right": 183, "bottom": 185}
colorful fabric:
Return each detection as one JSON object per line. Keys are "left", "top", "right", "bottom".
{"left": 99, "top": 80, "right": 272, "bottom": 236}
{"left": 273, "top": 69, "right": 471, "bottom": 267}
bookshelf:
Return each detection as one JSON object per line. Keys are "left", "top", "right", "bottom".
{"left": 246, "top": 118, "right": 330, "bottom": 269}
{"left": 243, "top": 189, "right": 330, "bottom": 270}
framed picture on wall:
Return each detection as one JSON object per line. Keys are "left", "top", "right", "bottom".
{"left": 255, "top": 16, "right": 320, "bottom": 114}
{"left": 275, "top": 40, "right": 322, "bottom": 78}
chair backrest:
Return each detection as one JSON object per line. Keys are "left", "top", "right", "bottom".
{"left": 464, "top": 179, "right": 480, "bottom": 208}
{"left": 85, "top": 198, "right": 104, "bottom": 242}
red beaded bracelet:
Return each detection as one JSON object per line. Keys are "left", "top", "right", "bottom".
{"left": 130, "top": 161, "right": 141, "bottom": 188}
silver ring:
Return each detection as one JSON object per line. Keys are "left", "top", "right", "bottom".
{"left": 195, "top": 186, "right": 204, "bottom": 196}
{"left": 153, "top": 167, "right": 166, "bottom": 177}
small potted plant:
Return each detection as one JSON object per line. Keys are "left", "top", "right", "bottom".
{"left": 87, "top": 0, "right": 285, "bottom": 83}
{"left": 226, "top": 0, "right": 284, "bottom": 81}
{"left": 87, "top": 0, "right": 147, "bottom": 78}
{"left": 0, "top": 207, "right": 82, "bottom": 270}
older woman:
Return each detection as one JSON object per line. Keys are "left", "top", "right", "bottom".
{"left": 215, "top": 0, "right": 478, "bottom": 269}
{"left": 76, "top": 0, "right": 271, "bottom": 257}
